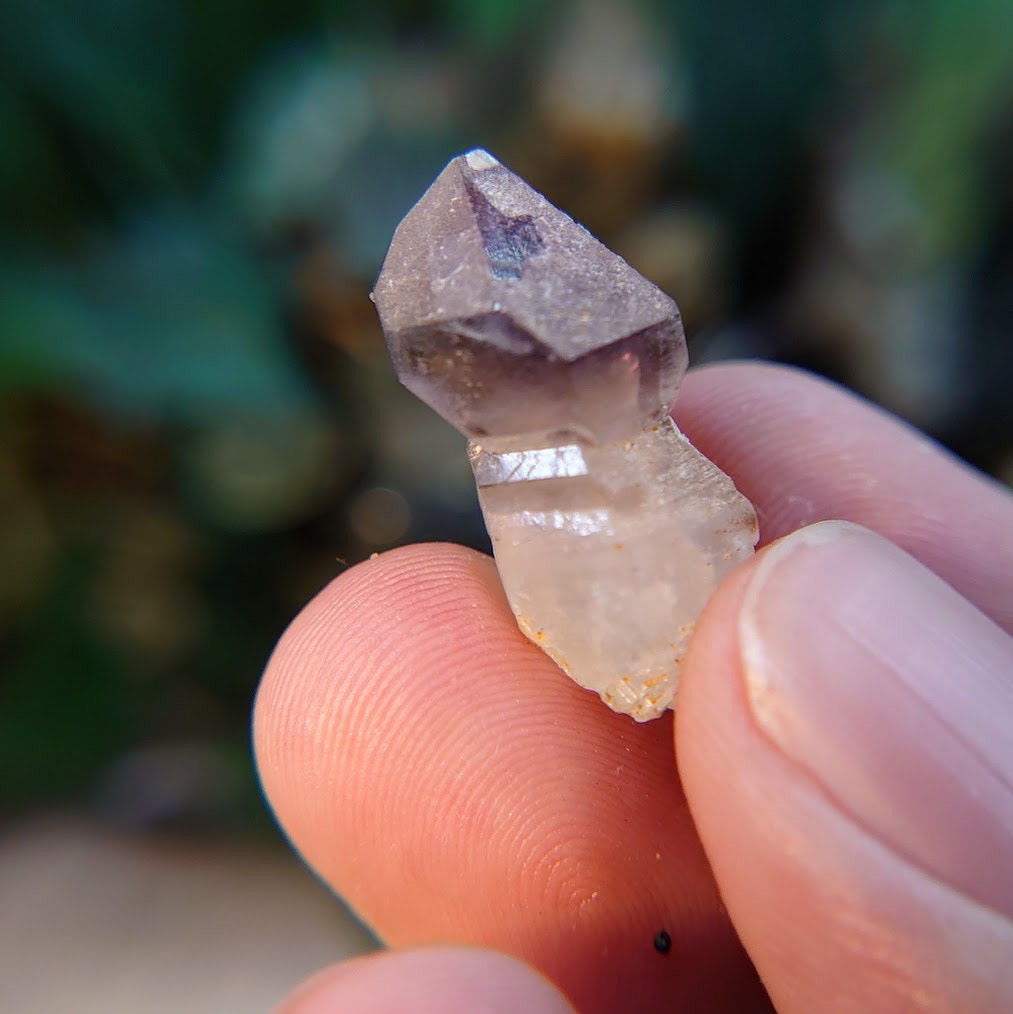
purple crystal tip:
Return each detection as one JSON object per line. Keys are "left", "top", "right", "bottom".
{"left": 373, "top": 150, "right": 687, "bottom": 445}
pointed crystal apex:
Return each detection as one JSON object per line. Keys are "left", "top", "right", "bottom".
{"left": 373, "top": 150, "right": 687, "bottom": 447}
{"left": 463, "top": 148, "right": 500, "bottom": 171}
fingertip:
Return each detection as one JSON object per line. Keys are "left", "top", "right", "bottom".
{"left": 279, "top": 948, "right": 575, "bottom": 1014}
{"left": 677, "top": 524, "right": 1013, "bottom": 1011}
{"left": 253, "top": 539, "right": 765, "bottom": 1012}
{"left": 253, "top": 541, "right": 503, "bottom": 810}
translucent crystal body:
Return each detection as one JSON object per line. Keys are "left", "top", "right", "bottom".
{"left": 374, "top": 149, "right": 758, "bottom": 720}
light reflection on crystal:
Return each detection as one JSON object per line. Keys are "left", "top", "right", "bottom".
{"left": 514, "top": 508, "right": 611, "bottom": 535}
{"left": 472, "top": 445, "right": 588, "bottom": 486}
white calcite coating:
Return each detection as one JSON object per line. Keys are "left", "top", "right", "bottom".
{"left": 471, "top": 418, "right": 757, "bottom": 720}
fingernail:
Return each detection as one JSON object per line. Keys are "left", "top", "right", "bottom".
{"left": 739, "top": 521, "right": 1013, "bottom": 919}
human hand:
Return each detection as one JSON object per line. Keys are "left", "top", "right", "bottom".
{"left": 254, "top": 363, "right": 1013, "bottom": 1013}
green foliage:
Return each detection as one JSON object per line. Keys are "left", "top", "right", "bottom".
{"left": 1, "top": 0, "right": 1009, "bottom": 823}
{"left": 0, "top": 551, "right": 137, "bottom": 805}
{"left": 0, "top": 214, "right": 309, "bottom": 420}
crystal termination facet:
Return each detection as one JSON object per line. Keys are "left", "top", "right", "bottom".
{"left": 373, "top": 149, "right": 758, "bottom": 721}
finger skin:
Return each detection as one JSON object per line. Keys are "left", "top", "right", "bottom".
{"left": 675, "top": 362, "right": 1013, "bottom": 632}
{"left": 255, "top": 544, "right": 766, "bottom": 1014}
{"left": 256, "top": 363, "right": 1013, "bottom": 1011}
{"left": 279, "top": 948, "right": 575, "bottom": 1014}
{"left": 677, "top": 525, "right": 1013, "bottom": 1011}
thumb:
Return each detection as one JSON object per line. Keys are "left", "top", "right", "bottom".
{"left": 676, "top": 521, "right": 1013, "bottom": 1011}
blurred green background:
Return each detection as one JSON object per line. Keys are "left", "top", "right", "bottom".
{"left": 2, "top": 0, "right": 1011, "bottom": 833}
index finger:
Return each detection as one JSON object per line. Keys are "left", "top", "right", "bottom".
{"left": 675, "top": 362, "right": 1013, "bottom": 632}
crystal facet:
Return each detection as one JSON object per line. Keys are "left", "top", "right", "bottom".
{"left": 374, "top": 150, "right": 758, "bottom": 721}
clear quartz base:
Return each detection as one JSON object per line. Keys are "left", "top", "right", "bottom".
{"left": 469, "top": 418, "right": 758, "bottom": 721}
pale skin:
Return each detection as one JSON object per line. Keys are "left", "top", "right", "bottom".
{"left": 254, "top": 362, "right": 1013, "bottom": 1012}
